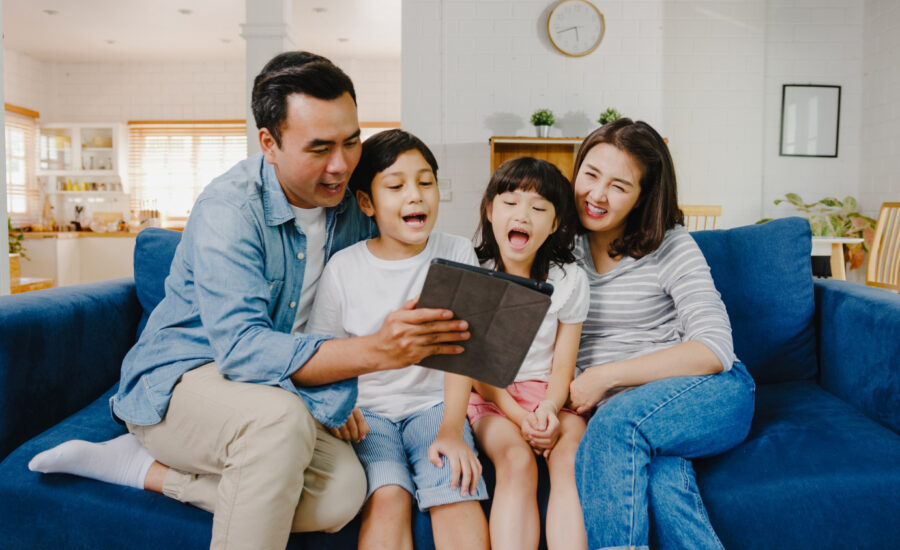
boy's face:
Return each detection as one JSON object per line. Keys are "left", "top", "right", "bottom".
{"left": 356, "top": 149, "right": 440, "bottom": 258}
{"left": 259, "top": 92, "right": 361, "bottom": 209}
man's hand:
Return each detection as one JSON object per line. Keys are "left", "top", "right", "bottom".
{"left": 328, "top": 407, "right": 369, "bottom": 442}
{"left": 521, "top": 402, "right": 561, "bottom": 457}
{"left": 372, "top": 297, "right": 470, "bottom": 370}
{"left": 427, "top": 431, "right": 482, "bottom": 497}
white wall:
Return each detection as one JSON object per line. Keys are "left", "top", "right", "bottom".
{"left": 762, "top": 0, "right": 864, "bottom": 220}
{"left": 861, "top": 0, "right": 900, "bottom": 215}
{"left": 3, "top": 49, "right": 400, "bottom": 126}
{"left": 403, "top": 0, "right": 874, "bottom": 237}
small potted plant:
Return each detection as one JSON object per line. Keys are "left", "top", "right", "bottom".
{"left": 530, "top": 108, "right": 555, "bottom": 137}
{"left": 598, "top": 107, "right": 622, "bottom": 125}
{"left": 8, "top": 218, "right": 27, "bottom": 280}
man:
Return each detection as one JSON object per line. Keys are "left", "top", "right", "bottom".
{"left": 30, "top": 52, "right": 471, "bottom": 550}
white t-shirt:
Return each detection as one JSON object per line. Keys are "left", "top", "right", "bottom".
{"left": 512, "top": 263, "right": 590, "bottom": 382}
{"left": 307, "top": 232, "right": 478, "bottom": 422}
{"left": 290, "top": 205, "right": 328, "bottom": 334}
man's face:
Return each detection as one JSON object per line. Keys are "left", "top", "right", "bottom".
{"left": 260, "top": 92, "right": 361, "bottom": 209}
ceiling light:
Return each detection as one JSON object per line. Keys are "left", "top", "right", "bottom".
{"left": 312, "top": 7, "right": 327, "bottom": 13}
{"left": 43, "top": 9, "right": 58, "bottom": 15}
{"left": 105, "top": 40, "right": 116, "bottom": 45}
{"left": 221, "top": 38, "right": 232, "bottom": 44}
{"left": 338, "top": 38, "right": 349, "bottom": 43}
{"left": 178, "top": 8, "right": 193, "bottom": 15}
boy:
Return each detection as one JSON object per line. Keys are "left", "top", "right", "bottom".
{"left": 307, "top": 129, "right": 489, "bottom": 549}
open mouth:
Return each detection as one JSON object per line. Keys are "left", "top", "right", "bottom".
{"left": 508, "top": 229, "right": 530, "bottom": 250}
{"left": 319, "top": 181, "right": 343, "bottom": 193}
{"left": 403, "top": 213, "right": 427, "bottom": 228}
{"left": 585, "top": 202, "right": 608, "bottom": 218}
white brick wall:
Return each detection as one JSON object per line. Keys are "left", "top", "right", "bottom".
{"left": 3, "top": 50, "right": 52, "bottom": 116}
{"left": 861, "top": 0, "right": 900, "bottom": 216}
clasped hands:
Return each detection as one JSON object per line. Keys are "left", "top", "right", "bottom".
{"left": 521, "top": 400, "right": 561, "bottom": 458}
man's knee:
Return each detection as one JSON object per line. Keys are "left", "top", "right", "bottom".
{"left": 293, "top": 439, "right": 367, "bottom": 533}
{"left": 238, "top": 386, "right": 317, "bottom": 459}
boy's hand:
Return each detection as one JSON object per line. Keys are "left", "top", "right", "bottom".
{"left": 521, "top": 403, "right": 561, "bottom": 457}
{"left": 373, "top": 298, "right": 471, "bottom": 370}
{"left": 328, "top": 407, "right": 369, "bottom": 442}
{"left": 427, "top": 432, "right": 482, "bottom": 497}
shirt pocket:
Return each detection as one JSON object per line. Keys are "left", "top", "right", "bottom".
{"left": 266, "top": 278, "right": 284, "bottom": 304}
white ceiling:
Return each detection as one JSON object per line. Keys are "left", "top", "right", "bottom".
{"left": 1, "top": 0, "right": 401, "bottom": 63}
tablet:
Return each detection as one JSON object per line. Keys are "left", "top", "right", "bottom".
{"left": 416, "top": 258, "right": 553, "bottom": 387}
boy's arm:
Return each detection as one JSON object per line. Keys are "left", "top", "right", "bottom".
{"left": 428, "top": 372, "right": 483, "bottom": 496}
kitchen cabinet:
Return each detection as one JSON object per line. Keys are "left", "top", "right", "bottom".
{"left": 21, "top": 232, "right": 137, "bottom": 286}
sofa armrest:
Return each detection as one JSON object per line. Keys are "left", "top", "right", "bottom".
{"left": 815, "top": 279, "right": 900, "bottom": 433}
{"left": 0, "top": 278, "right": 141, "bottom": 460}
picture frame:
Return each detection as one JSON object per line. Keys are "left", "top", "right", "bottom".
{"left": 779, "top": 84, "right": 841, "bottom": 158}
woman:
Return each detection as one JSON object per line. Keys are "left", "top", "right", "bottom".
{"left": 567, "top": 118, "right": 755, "bottom": 550}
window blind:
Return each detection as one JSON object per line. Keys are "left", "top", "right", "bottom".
{"left": 5, "top": 111, "right": 39, "bottom": 225}
{"left": 128, "top": 121, "right": 247, "bottom": 222}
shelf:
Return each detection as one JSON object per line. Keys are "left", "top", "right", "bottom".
{"left": 47, "top": 191, "right": 126, "bottom": 196}
{"left": 81, "top": 147, "right": 114, "bottom": 152}
{"left": 489, "top": 136, "right": 584, "bottom": 145}
{"left": 37, "top": 170, "right": 120, "bottom": 177}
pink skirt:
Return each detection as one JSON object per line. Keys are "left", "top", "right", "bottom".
{"left": 466, "top": 379, "right": 584, "bottom": 426}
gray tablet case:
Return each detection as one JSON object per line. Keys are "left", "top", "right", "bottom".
{"left": 417, "top": 260, "right": 552, "bottom": 387}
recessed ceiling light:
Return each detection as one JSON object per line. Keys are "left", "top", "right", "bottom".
{"left": 43, "top": 9, "right": 58, "bottom": 15}
{"left": 312, "top": 7, "right": 327, "bottom": 13}
{"left": 220, "top": 38, "right": 232, "bottom": 44}
{"left": 105, "top": 40, "right": 116, "bottom": 45}
{"left": 178, "top": 8, "right": 193, "bottom": 15}
{"left": 338, "top": 38, "right": 349, "bottom": 43}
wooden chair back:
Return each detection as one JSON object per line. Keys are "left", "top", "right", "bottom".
{"left": 867, "top": 202, "right": 900, "bottom": 292}
{"left": 680, "top": 205, "right": 722, "bottom": 231}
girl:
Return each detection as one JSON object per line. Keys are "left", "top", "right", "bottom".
{"left": 567, "top": 118, "right": 755, "bottom": 550}
{"left": 467, "top": 157, "right": 590, "bottom": 550}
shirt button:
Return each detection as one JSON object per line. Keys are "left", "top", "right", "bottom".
{"left": 289, "top": 301, "right": 296, "bottom": 308}
{"left": 297, "top": 252, "right": 305, "bottom": 260}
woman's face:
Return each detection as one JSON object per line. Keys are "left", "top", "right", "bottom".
{"left": 573, "top": 143, "right": 643, "bottom": 240}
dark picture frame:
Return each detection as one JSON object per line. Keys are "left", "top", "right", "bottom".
{"left": 779, "top": 84, "right": 841, "bottom": 158}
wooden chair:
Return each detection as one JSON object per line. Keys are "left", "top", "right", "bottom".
{"left": 866, "top": 202, "right": 900, "bottom": 292}
{"left": 680, "top": 205, "right": 722, "bottom": 231}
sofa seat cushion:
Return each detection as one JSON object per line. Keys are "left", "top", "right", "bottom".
{"left": 691, "top": 217, "right": 817, "bottom": 384}
{"left": 695, "top": 381, "right": 900, "bottom": 550}
{"left": 0, "top": 386, "right": 361, "bottom": 550}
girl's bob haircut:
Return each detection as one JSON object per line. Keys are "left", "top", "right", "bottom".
{"left": 572, "top": 118, "right": 684, "bottom": 260}
{"left": 475, "top": 156, "right": 577, "bottom": 281}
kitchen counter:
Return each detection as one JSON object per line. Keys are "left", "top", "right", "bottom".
{"left": 24, "top": 230, "right": 143, "bottom": 239}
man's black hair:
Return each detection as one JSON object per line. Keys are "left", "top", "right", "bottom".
{"left": 349, "top": 129, "right": 439, "bottom": 200}
{"left": 251, "top": 51, "right": 357, "bottom": 148}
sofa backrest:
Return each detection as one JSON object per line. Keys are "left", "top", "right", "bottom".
{"left": 132, "top": 218, "right": 819, "bottom": 385}
{"left": 692, "top": 217, "right": 817, "bottom": 384}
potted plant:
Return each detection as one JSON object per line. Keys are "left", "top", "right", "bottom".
{"left": 530, "top": 108, "right": 555, "bottom": 137}
{"left": 760, "top": 193, "right": 876, "bottom": 270}
{"left": 8, "top": 218, "right": 27, "bottom": 280}
{"left": 598, "top": 107, "right": 622, "bottom": 125}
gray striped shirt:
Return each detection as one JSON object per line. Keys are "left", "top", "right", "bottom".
{"left": 574, "top": 226, "right": 735, "bottom": 374}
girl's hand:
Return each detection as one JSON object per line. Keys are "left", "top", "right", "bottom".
{"left": 569, "top": 367, "right": 615, "bottom": 414}
{"left": 521, "top": 404, "right": 561, "bottom": 457}
{"left": 428, "top": 433, "right": 483, "bottom": 497}
{"left": 327, "top": 407, "right": 369, "bottom": 442}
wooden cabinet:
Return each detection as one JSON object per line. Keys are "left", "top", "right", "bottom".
{"left": 489, "top": 137, "right": 583, "bottom": 180}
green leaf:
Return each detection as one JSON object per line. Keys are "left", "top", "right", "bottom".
{"left": 784, "top": 193, "right": 804, "bottom": 206}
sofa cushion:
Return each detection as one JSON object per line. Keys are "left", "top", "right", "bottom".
{"left": 692, "top": 217, "right": 817, "bottom": 384}
{"left": 694, "top": 381, "right": 900, "bottom": 550}
{"left": 133, "top": 228, "right": 182, "bottom": 335}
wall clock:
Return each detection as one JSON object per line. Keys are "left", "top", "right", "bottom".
{"left": 547, "top": 0, "right": 605, "bottom": 57}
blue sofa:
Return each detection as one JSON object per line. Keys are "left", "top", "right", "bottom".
{"left": 1, "top": 217, "right": 898, "bottom": 549}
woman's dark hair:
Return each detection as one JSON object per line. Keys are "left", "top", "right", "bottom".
{"left": 572, "top": 118, "right": 683, "bottom": 259}
{"left": 251, "top": 51, "right": 357, "bottom": 148}
{"left": 475, "top": 157, "right": 577, "bottom": 282}
{"left": 349, "top": 129, "right": 439, "bottom": 200}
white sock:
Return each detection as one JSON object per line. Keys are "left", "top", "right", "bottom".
{"left": 28, "top": 433, "right": 155, "bottom": 490}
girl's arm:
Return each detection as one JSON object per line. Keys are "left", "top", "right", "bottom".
{"left": 543, "top": 321, "right": 583, "bottom": 411}
{"left": 428, "top": 372, "right": 483, "bottom": 496}
{"left": 471, "top": 381, "right": 530, "bottom": 426}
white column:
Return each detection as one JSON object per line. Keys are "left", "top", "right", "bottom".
{"left": 241, "top": 0, "right": 295, "bottom": 156}
{"left": 1, "top": 0, "right": 11, "bottom": 296}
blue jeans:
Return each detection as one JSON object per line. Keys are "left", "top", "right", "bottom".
{"left": 575, "top": 362, "right": 755, "bottom": 550}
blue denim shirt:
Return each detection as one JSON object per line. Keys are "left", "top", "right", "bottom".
{"left": 111, "top": 155, "right": 376, "bottom": 428}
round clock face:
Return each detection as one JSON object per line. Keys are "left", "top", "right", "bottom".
{"left": 547, "top": 0, "right": 605, "bottom": 57}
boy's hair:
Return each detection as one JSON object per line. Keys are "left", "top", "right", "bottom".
{"left": 475, "top": 157, "right": 577, "bottom": 282}
{"left": 571, "top": 118, "right": 684, "bottom": 260}
{"left": 251, "top": 51, "right": 357, "bottom": 148}
{"left": 349, "top": 129, "right": 439, "bottom": 200}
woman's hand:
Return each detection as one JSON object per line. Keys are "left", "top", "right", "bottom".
{"left": 428, "top": 431, "right": 483, "bottom": 497}
{"left": 569, "top": 366, "right": 616, "bottom": 414}
{"left": 328, "top": 407, "right": 369, "bottom": 442}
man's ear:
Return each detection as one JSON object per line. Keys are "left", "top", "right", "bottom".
{"left": 356, "top": 190, "right": 376, "bottom": 217}
{"left": 259, "top": 128, "right": 278, "bottom": 164}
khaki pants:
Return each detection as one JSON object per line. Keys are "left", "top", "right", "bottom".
{"left": 128, "top": 363, "right": 366, "bottom": 550}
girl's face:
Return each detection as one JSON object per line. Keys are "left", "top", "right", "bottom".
{"left": 487, "top": 188, "right": 558, "bottom": 277}
{"left": 573, "top": 143, "right": 643, "bottom": 241}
